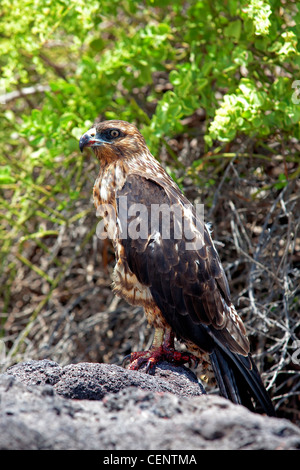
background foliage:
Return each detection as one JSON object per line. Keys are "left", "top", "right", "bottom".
{"left": 0, "top": 0, "right": 299, "bottom": 422}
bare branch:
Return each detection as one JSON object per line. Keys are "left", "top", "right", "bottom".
{"left": 0, "top": 84, "right": 50, "bottom": 104}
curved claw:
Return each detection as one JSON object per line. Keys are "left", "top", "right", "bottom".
{"left": 122, "top": 353, "right": 132, "bottom": 368}
{"left": 145, "top": 357, "right": 157, "bottom": 374}
{"left": 187, "top": 354, "right": 199, "bottom": 369}
{"left": 127, "top": 352, "right": 155, "bottom": 373}
{"left": 122, "top": 351, "right": 155, "bottom": 373}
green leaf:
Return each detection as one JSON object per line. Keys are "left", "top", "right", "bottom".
{"left": 89, "top": 38, "right": 105, "bottom": 51}
{"left": 274, "top": 173, "right": 288, "bottom": 189}
{"left": 224, "top": 20, "right": 242, "bottom": 41}
{"left": 0, "top": 166, "right": 16, "bottom": 184}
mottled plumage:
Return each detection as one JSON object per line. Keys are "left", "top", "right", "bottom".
{"left": 79, "top": 120, "right": 275, "bottom": 416}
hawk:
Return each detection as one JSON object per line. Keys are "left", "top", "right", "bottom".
{"left": 79, "top": 120, "right": 275, "bottom": 416}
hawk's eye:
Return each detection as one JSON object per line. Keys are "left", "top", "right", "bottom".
{"left": 109, "top": 129, "right": 120, "bottom": 138}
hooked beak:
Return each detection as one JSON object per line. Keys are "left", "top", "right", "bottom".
{"left": 79, "top": 128, "right": 104, "bottom": 152}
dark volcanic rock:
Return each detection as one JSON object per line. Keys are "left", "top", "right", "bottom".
{"left": 0, "top": 359, "right": 299, "bottom": 450}
{"left": 6, "top": 359, "right": 205, "bottom": 399}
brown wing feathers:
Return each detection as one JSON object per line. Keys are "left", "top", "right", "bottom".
{"left": 117, "top": 174, "right": 248, "bottom": 355}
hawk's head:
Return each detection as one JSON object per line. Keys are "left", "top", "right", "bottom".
{"left": 79, "top": 120, "right": 148, "bottom": 162}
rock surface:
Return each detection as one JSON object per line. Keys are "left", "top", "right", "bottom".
{"left": 0, "top": 359, "right": 299, "bottom": 450}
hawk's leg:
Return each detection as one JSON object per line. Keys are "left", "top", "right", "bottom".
{"left": 124, "top": 326, "right": 198, "bottom": 373}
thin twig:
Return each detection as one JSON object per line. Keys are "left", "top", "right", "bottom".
{"left": 0, "top": 85, "right": 50, "bottom": 103}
